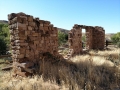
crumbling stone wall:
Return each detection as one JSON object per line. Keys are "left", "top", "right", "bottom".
{"left": 68, "top": 24, "right": 105, "bottom": 55}
{"left": 8, "top": 12, "right": 59, "bottom": 76}
{"left": 8, "top": 12, "right": 105, "bottom": 76}
{"left": 68, "top": 24, "right": 82, "bottom": 55}
{"left": 84, "top": 26, "right": 94, "bottom": 49}
{"left": 92, "top": 26, "right": 105, "bottom": 49}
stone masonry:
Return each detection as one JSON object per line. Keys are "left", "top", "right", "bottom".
{"left": 8, "top": 12, "right": 59, "bottom": 76}
{"left": 8, "top": 12, "right": 105, "bottom": 76}
{"left": 68, "top": 24, "right": 105, "bottom": 55}
{"left": 68, "top": 25, "right": 82, "bottom": 55}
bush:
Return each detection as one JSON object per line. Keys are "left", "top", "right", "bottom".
{"left": 82, "top": 35, "right": 86, "bottom": 42}
{"left": 111, "top": 32, "right": 120, "bottom": 44}
{"left": 64, "top": 33, "right": 68, "bottom": 41}
{"left": 0, "top": 23, "right": 10, "bottom": 55}
{"left": 0, "top": 38, "right": 7, "bottom": 55}
{"left": 58, "top": 31, "right": 68, "bottom": 46}
{"left": 117, "top": 42, "right": 120, "bottom": 48}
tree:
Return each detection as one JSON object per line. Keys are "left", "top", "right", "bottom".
{"left": 58, "top": 31, "right": 68, "bottom": 46}
{"left": 0, "top": 23, "right": 10, "bottom": 55}
{"left": 111, "top": 32, "right": 120, "bottom": 48}
{"left": 82, "top": 35, "right": 86, "bottom": 42}
{"left": 0, "top": 38, "right": 7, "bottom": 55}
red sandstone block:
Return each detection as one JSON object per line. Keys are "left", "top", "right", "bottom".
{"left": 15, "top": 54, "right": 24, "bottom": 59}
{"left": 29, "top": 36, "right": 36, "bottom": 41}
{"left": 50, "top": 34, "right": 57, "bottom": 37}
{"left": 31, "top": 44, "right": 37, "bottom": 50}
{"left": 48, "top": 26, "right": 52, "bottom": 30}
{"left": 25, "top": 31, "right": 30, "bottom": 35}
{"left": 25, "top": 53, "right": 29, "bottom": 57}
{"left": 17, "top": 22, "right": 27, "bottom": 30}
{"left": 40, "top": 24, "right": 43, "bottom": 27}
{"left": 15, "top": 36, "right": 27, "bottom": 40}
{"left": 19, "top": 43, "right": 28, "bottom": 46}
{"left": 51, "top": 27, "right": 55, "bottom": 30}
{"left": 22, "top": 18, "right": 27, "bottom": 24}
{"left": 34, "top": 26, "right": 39, "bottom": 30}
{"left": 17, "top": 30, "right": 26, "bottom": 36}
{"left": 32, "top": 33, "right": 39, "bottom": 36}
{"left": 39, "top": 26, "right": 44, "bottom": 30}
{"left": 34, "top": 41, "right": 39, "bottom": 44}
{"left": 28, "top": 26, "right": 33, "bottom": 30}
{"left": 12, "top": 16, "right": 22, "bottom": 23}
{"left": 27, "top": 16, "right": 33, "bottom": 22}
{"left": 41, "top": 39, "right": 44, "bottom": 44}
{"left": 35, "top": 50, "right": 39, "bottom": 55}
{"left": 26, "top": 49, "right": 29, "bottom": 53}
{"left": 25, "top": 50, "right": 30, "bottom": 57}
{"left": 44, "top": 27, "right": 48, "bottom": 31}
{"left": 43, "top": 23, "right": 49, "bottom": 27}
{"left": 28, "top": 22, "right": 35, "bottom": 27}
{"left": 15, "top": 49, "right": 25, "bottom": 54}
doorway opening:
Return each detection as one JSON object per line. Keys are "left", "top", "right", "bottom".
{"left": 82, "top": 29, "right": 86, "bottom": 50}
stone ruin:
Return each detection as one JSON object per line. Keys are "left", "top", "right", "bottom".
{"left": 68, "top": 24, "right": 105, "bottom": 56}
{"left": 8, "top": 12, "right": 105, "bottom": 76}
{"left": 8, "top": 12, "right": 62, "bottom": 76}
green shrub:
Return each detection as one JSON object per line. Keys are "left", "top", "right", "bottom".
{"left": 0, "top": 38, "right": 7, "bottom": 55}
{"left": 0, "top": 23, "right": 10, "bottom": 55}
{"left": 117, "top": 42, "right": 120, "bottom": 48}
{"left": 111, "top": 32, "right": 120, "bottom": 45}
{"left": 82, "top": 35, "right": 86, "bottom": 42}
{"left": 58, "top": 31, "right": 68, "bottom": 46}
{"left": 64, "top": 33, "right": 68, "bottom": 41}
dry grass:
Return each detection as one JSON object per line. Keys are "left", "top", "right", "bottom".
{"left": 0, "top": 48, "right": 120, "bottom": 90}
{"left": 0, "top": 72, "right": 61, "bottom": 90}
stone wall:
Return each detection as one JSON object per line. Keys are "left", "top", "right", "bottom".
{"left": 68, "top": 24, "right": 82, "bottom": 55}
{"left": 92, "top": 26, "right": 105, "bottom": 49}
{"left": 8, "top": 12, "right": 105, "bottom": 76}
{"left": 85, "top": 26, "right": 94, "bottom": 49}
{"left": 8, "top": 12, "right": 59, "bottom": 76}
{"left": 68, "top": 24, "right": 105, "bottom": 56}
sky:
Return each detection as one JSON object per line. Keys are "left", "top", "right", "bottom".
{"left": 0, "top": 0, "right": 120, "bottom": 33}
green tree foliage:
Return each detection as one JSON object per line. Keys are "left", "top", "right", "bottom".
{"left": 0, "top": 23, "right": 10, "bottom": 55}
{"left": 111, "top": 32, "right": 120, "bottom": 48}
{"left": 82, "top": 35, "right": 86, "bottom": 42}
{"left": 117, "top": 42, "right": 120, "bottom": 48}
{"left": 82, "top": 35, "right": 86, "bottom": 48}
{"left": 58, "top": 31, "right": 68, "bottom": 46}
{"left": 0, "top": 38, "right": 7, "bottom": 54}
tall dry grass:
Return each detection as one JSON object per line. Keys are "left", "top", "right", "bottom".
{"left": 0, "top": 48, "right": 120, "bottom": 90}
